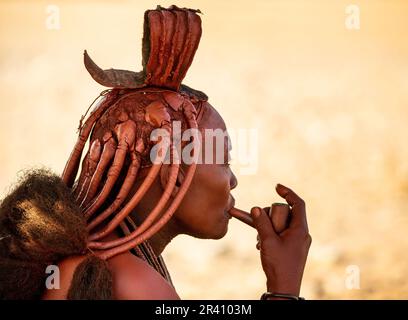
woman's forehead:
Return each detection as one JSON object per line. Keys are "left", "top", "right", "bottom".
{"left": 196, "top": 103, "right": 231, "bottom": 158}
{"left": 198, "top": 102, "right": 227, "bottom": 131}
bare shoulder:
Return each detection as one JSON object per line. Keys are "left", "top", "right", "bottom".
{"left": 42, "top": 252, "right": 178, "bottom": 300}
{"left": 109, "top": 252, "right": 180, "bottom": 300}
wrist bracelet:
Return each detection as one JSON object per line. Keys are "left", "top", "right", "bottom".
{"left": 260, "top": 292, "right": 305, "bottom": 300}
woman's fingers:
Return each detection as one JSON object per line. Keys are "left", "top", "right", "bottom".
{"left": 275, "top": 183, "right": 308, "bottom": 232}
{"left": 250, "top": 207, "right": 279, "bottom": 243}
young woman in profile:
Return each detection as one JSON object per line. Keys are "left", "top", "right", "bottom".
{"left": 0, "top": 5, "right": 311, "bottom": 300}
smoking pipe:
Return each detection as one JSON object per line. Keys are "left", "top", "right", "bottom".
{"left": 229, "top": 203, "right": 291, "bottom": 233}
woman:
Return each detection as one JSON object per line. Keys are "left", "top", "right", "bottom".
{"left": 0, "top": 5, "right": 311, "bottom": 300}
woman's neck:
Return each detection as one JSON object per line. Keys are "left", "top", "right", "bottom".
{"left": 146, "top": 215, "right": 185, "bottom": 255}
{"left": 100, "top": 218, "right": 180, "bottom": 257}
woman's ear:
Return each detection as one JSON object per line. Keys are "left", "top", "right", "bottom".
{"left": 160, "top": 165, "right": 186, "bottom": 197}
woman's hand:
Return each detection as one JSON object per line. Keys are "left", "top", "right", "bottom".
{"left": 251, "top": 184, "right": 312, "bottom": 297}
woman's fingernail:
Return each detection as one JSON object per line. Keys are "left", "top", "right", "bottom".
{"left": 250, "top": 207, "right": 261, "bottom": 218}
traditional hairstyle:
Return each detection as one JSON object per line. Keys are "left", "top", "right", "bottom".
{"left": 62, "top": 5, "right": 207, "bottom": 261}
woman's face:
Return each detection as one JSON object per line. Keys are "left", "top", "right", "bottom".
{"left": 172, "top": 103, "right": 238, "bottom": 239}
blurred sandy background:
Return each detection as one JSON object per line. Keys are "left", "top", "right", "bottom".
{"left": 1, "top": 0, "right": 408, "bottom": 299}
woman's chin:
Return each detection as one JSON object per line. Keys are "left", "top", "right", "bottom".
{"left": 211, "top": 218, "right": 230, "bottom": 239}
{"left": 191, "top": 220, "right": 230, "bottom": 240}
{"left": 212, "top": 227, "right": 228, "bottom": 240}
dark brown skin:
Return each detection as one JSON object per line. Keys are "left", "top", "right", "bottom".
{"left": 155, "top": 103, "right": 237, "bottom": 241}
{"left": 251, "top": 185, "right": 312, "bottom": 297}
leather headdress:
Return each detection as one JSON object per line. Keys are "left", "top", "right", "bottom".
{"left": 84, "top": 5, "right": 202, "bottom": 91}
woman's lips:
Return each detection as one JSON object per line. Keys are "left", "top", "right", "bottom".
{"left": 227, "top": 195, "right": 236, "bottom": 211}
{"left": 224, "top": 196, "right": 236, "bottom": 219}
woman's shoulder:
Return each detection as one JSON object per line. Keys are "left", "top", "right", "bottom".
{"left": 109, "top": 252, "right": 180, "bottom": 300}
{"left": 42, "top": 252, "right": 179, "bottom": 300}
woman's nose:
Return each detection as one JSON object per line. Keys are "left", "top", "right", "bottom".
{"left": 230, "top": 171, "right": 238, "bottom": 190}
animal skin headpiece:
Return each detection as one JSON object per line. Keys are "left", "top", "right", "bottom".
{"left": 84, "top": 5, "right": 203, "bottom": 91}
